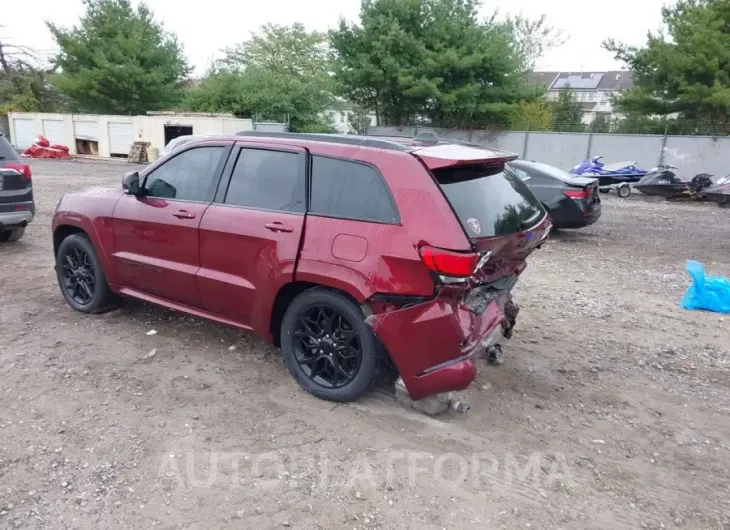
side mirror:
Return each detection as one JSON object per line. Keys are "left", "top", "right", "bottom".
{"left": 122, "top": 171, "right": 141, "bottom": 195}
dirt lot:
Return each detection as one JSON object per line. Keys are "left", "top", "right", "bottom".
{"left": 1, "top": 159, "right": 729, "bottom": 530}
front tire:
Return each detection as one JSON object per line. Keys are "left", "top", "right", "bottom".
{"left": 280, "top": 288, "right": 379, "bottom": 402}
{"left": 56, "top": 233, "right": 117, "bottom": 313}
{"left": 0, "top": 227, "right": 25, "bottom": 242}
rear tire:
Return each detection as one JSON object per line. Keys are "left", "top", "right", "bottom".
{"left": 56, "top": 233, "right": 117, "bottom": 313}
{"left": 280, "top": 288, "right": 379, "bottom": 402}
{"left": 0, "top": 227, "right": 25, "bottom": 242}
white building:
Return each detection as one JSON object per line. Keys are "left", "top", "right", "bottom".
{"left": 530, "top": 71, "right": 634, "bottom": 123}
{"left": 7, "top": 111, "right": 253, "bottom": 158}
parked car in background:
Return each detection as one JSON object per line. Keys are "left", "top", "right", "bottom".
{"left": 159, "top": 135, "right": 208, "bottom": 158}
{"left": 0, "top": 133, "right": 34, "bottom": 242}
{"left": 52, "top": 133, "right": 550, "bottom": 404}
{"left": 509, "top": 159, "right": 601, "bottom": 229}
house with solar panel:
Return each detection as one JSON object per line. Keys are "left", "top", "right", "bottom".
{"left": 530, "top": 71, "right": 634, "bottom": 124}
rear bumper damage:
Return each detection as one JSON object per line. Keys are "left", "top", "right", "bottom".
{"left": 366, "top": 290, "right": 514, "bottom": 401}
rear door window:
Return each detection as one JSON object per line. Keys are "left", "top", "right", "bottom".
{"left": 224, "top": 148, "right": 305, "bottom": 213}
{"left": 432, "top": 163, "right": 544, "bottom": 238}
{"left": 310, "top": 156, "right": 398, "bottom": 224}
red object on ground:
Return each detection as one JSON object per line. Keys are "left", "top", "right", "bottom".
{"left": 22, "top": 134, "right": 71, "bottom": 159}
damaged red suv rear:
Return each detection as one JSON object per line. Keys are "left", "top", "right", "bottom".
{"left": 52, "top": 133, "right": 550, "bottom": 403}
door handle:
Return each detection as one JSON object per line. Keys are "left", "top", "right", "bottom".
{"left": 173, "top": 210, "right": 196, "bottom": 219}
{"left": 265, "top": 222, "right": 294, "bottom": 233}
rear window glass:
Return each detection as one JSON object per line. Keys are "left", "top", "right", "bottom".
{"left": 515, "top": 161, "right": 578, "bottom": 183}
{"left": 310, "top": 156, "right": 398, "bottom": 224}
{"left": 0, "top": 136, "right": 20, "bottom": 161}
{"left": 433, "top": 163, "right": 544, "bottom": 238}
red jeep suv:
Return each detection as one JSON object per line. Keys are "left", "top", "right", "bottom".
{"left": 52, "top": 133, "right": 551, "bottom": 403}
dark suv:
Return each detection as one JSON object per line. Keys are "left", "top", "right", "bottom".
{"left": 52, "top": 133, "right": 551, "bottom": 403}
{"left": 0, "top": 133, "right": 34, "bottom": 242}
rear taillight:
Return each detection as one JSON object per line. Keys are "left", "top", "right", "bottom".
{"left": 564, "top": 188, "right": 590, "bottom": 199}
{"left": 419, "top": 246, "right": 479, "bottom": 278}
{"left": 5, "top": 163, "right": 32, "bottom": 179}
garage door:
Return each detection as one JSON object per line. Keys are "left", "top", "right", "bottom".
{"left": 42, "top": 119, "right": 66, "bottom": 145}
{"left": 108, "top": 122, "right": 134, "bottom": 155}
{"left": 73, "top": 120, "right": 100, "bottom": 141}
{"left": 12, "top": 119, "right": 36, "bottom": 149}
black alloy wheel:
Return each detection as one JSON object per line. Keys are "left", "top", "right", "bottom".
{"left": 293, "top": 305, "right": 362, "bottom": 389}
{"left": 61, "top": 245, "right": 96, "bottom": 305}
{"left": 55, "top": 233, "right": 117, "bottom": 313}
{"left": 280, "top": 288, "right": 381, "bottom": 402}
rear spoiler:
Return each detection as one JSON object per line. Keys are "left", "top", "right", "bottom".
{"left": 411, "top": 143, "right": 518, "bottom": 171}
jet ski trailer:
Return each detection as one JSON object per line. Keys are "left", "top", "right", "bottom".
{"left": 571, "top": 157, "right": 648, "bottom": 198}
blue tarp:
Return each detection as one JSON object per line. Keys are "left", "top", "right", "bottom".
{"left": 680, "top": 260, "right": 730, "bottom": 314}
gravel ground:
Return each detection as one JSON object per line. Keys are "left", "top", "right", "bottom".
{"left": 1, "top": 158, "right": 729, "bottom": 530}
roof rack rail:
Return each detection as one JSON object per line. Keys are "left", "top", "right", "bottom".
{"left": 234, "top": 131, "right": 413, "bottom": 151}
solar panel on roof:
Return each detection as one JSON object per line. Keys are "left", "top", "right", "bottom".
{"left": 552, "top": 73, "right": 604, "bottom": 90}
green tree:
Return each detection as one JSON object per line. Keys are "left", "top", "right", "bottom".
{"left": 349, "top": 106, "right": 374, "bottom": 133}
{"left": 185, "top": 24, "right": 334, "bottom": 132}
{"left": 604, "top": 0, "right": 730, "bottom": 131}
{"left": 590, "top": 113, "right": 612, "bottom": 133}
{"left": 506, "top": 14, "right": 566, "bottom": 71}
{"left": 329, "top": 0, "right": 548, "bottom": 128}
{"left": 221, "top": 23, "right": 331, "bottom": 80}
{"left": 0, "top": 35, "right": 68, "bottom": 113}
{"left": 550, "top": 88, "right": 585, "bottom": 132}
{"left": 47, "top": 0, "right": 190, "bottom": 114}
{"left": 509, "top": 100, "right": 553, "bottom": 131}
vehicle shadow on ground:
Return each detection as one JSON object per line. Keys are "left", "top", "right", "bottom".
{"left": 111, "top": 297, "right": 404, "bottom": 394}
{"left": 548, "top": 229, "right": 603, "bottom": 242}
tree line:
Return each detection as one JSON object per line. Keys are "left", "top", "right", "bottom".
{"left": 2, "top": 0, "right": 730, "bottom": 134}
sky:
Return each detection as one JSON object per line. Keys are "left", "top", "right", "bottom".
{"left": 2, "top": 0, "right": 671, "bottom": 75}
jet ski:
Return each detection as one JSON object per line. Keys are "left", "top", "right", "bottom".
{"left": 688, "top": 173, "right": 716, "bottom": 199}
{"left": 571, "top": 156, "right": 648, "bottom": 180}
{"left": 571, "top": 156, "right": 648, "bottom": 198}
{"left": 703, "top": 175, "right": 730, "bottom": 206}
{"left": 635, "top": 165, "right": 692, "bottom": 198}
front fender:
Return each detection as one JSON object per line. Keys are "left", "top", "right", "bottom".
{"left": 53, "top": 211, "right": 118, "bottom": 286}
